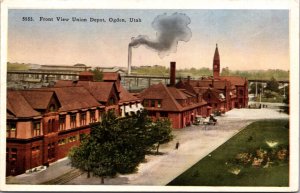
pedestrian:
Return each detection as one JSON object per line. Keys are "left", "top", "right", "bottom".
{"left": 175, "top": 141, "right": 180, "bottom": 149}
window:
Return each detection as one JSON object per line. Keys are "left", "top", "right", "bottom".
{"left": 239, "top": 89, "right": 244, "bottom": 95}
{"left": 11, "top": 148, "right": 17, "bottom": 161}
{"left": 157, "top": 100, "right": 162, "bottom": 108}
{"left": 160, "top": 112, "right": 168, "bottom": 117}
{"left": 70, "top": 114, "right": 76, "bottom": 128}
{"left": 47, "top": 143, "right": 55, "bottom": 160}
{"left": 80, "top": 112, "right": 87, "bottom": 126}
{"left": 49, "top": 104, "right": 56, "bottom": 112}
{"left": 47, "top": 119, "right": 55, "bottom": 133}
{"left": 33, "top": 121, "right": 41, "bottom": 136}
{"left": 59, "top": 116, "right": 66, "bottom": 131}
{"left": 58, "top": 139, "right": 66, "bottom": 145}
{"left": 151, "top": 100, "right": 155, "bottom": 107}
{"left": 31, "top": 146, "right": 40, "bottom": 154}
{"left": 90, "top": 110, "right": 96, "bottom": 123}
{"left": 109, "top": 97, "right": 115, "bottom": 105}
{"left": 68, "top": 136, "right": 77, "bottom": 143}
{"left": 143, "top": 100, "right": 149, "bottom": 107}
{"left": 6, "top": 122, "right": 16, "bottom": 138}
{"left": 148, "top": 111, "right": 156, "bottom": 117}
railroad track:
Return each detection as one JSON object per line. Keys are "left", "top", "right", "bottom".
{"left": 40, "top": 169, "right": 83, "bottom": 185}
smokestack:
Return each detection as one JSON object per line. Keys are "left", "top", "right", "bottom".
{"left": 187, "top": 76, "right": 191, "bottom": 84}
{"left": 128, "top": 46, "right": 132, "bottom": 75}
{"left": 170, "top": 62, "right": 176, "bottom": 86}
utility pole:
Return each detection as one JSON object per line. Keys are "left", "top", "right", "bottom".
{"left": 255, "top": 82, "right": 258, "bottom": 97}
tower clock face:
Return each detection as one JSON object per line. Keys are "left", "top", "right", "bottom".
{"left": 214, "top": 64, "right": 218, "bottom": 69}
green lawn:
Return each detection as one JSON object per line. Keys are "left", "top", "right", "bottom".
{"left": 168, "top": 120, "right": 289, "bottom": 186}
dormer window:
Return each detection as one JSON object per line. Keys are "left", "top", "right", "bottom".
{"left": 49, "top": 104, "right": 56, "bottom": 112}
{"left": 109, "top": 97, "right": 115, "bottom": 105}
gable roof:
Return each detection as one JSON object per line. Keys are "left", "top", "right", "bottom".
{"left": 175, "top": 80, "right": 198, "bottom": 95}
{"left": 54, "top": 80, "right": 117, "bottom": 103}
{"left": 45, "top": 87, "right": 101, "bottom": 112}
{"left": 20, "top": 90, "right": 56, "bottom": 110}
{"left": 140, "top": 83, "right": 205, "bottom": 112}
{"left": 76, "top": 81, "right": 117, "bottom": 102}
{"left": 168, "top": 87, "right": 188, "bottom": 100}
{"left": 188, "top": 79, "right": 229, "bottom": 90}
{"left": 7, "top": 91, "right": 41, "bottom": 118}
{"left": 119, "top": 85, "right": 139, "bottom": 103}
{"left": 140, "top": 83, "right": 182, "bottom": 111}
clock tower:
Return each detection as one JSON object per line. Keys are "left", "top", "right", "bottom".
{"left": 213, "top": 44, "right": 220, "bottom": 78}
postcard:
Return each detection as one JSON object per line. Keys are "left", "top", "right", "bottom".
{"left": 0, "top": 0, "right": 299, "bottom": 192}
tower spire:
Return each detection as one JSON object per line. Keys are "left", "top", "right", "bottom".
{"left": 213, "top": 43, "right": 220, "bottom": 78}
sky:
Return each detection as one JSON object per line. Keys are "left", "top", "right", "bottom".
{"left": 8, "top": 9, "right": 289, "bottom": 70}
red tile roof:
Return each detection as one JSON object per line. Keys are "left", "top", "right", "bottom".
{"left": 20, "top": 90, "right": 56, "bottom": 110}
{"left": 103, "top": 72, "right": 120, "bottom": 81}
{"left": 45, "top": 87, "right": 101, "bottom": 112}
{"left": 55, "top": 78, "right": 139, "bottom": 104}
{"left": 119, "top": 85, "right": 139, "bottom": 103}
{"left": 220, "top": 76, "right": 247, "bottom": 86}
{"left": 76, "top": 81, "right": 117, "bottom": 102}
{"left": 175, "top": 80, "right": 198, "bottom": 95}
{"left": 140, "top": 83, "right": 206, "bottom": 112}
{"left": 188, "top": 79, "right": 229, "bottom": 89}
{"left": 54, "top": 80, "right": 117, "bottom": 103}
{"left": 54, "top": 80, "right": 75, "bottom": 87}
{"left": 7, "top": 91, "right": 41, "bottom": 118}
{"left": 168, "top": 87, "right": 188, "bottom": 100}
{"left": 79, "top": 71, "right": 94, "bottom": 76}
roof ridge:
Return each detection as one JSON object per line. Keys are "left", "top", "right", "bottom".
{"left": 162, "top": 84, "right": 181, "bottom": 111}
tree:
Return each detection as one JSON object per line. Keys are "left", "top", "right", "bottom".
{"left": 265, "top": 77, "right": 279, "bottom": 92}
{"left": 69, "top": 137, "right": 93, "bottom": 178}
{"left": 150, "top": 118, "right": 173, "bottom": 154}
{"left": 69, "top": 111, "right": 119, "bottom": 184}
{"left": 221, "top": 67, "right": 230, "bottom": 76}
{"left": 91, "top": 68, "right": 103, "bottom": 81}
{"left": 69, "top": 110, "right": 169, "bottom": 183}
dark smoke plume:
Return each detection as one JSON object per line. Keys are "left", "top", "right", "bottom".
{"left": 129, "top": 12, "right": 192, "bottom": 58}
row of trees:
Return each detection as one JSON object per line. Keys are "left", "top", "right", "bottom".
{"left": 69, "top": 110, "right": 173, "bottom": 184}
{"left": 131, "top": 65, "right": 289, "bottom": 80}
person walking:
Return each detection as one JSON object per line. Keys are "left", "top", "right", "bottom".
{"left": 175, "top": 141, "right": 180, "bottom": 150}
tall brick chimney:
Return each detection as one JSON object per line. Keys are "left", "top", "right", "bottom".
{"left": 187, "top": 75, "right": 191, "bottom": 84}
{"left": 170, "top": 62, "right": 176, "bottom": 86}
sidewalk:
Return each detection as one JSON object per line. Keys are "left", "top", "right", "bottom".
{"left": 7, "top": 108, "right": 289, "bottom": 185}
{"left": 6, "top": 158, "right": 71, "bottom": 184}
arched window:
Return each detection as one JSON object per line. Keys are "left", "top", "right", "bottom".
{"left": 109, "top": 97, "right": 115, "bottom": 105}
{"left": 49, "top": 104, "right": 56, "bottom": 112}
